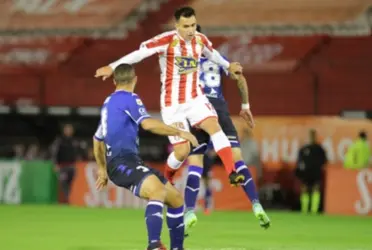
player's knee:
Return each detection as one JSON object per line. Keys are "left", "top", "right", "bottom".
{"left": 148, "top": 185, "right": 167, "bottom": 202}
{"left": 141, "top": 176, "right": 167, "bottom": 202}
{"left": 199, "top": 117, "right": 221, "bottom": 135}
{"left": 164, "top": 183, "right": 184, "bottom": 208}
{"left": 173, "top": 143, "right": 190, "bottom": 161}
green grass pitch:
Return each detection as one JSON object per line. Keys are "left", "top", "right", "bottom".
{"left": 0, "top": 205, "right": 371, "bottom": 250}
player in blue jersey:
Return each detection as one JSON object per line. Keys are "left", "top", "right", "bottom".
{"left": 93, "top": 64, "right": 199, "bottom": 250}
{"left": 182, "top": 25, "right": 271, "bottom": 235}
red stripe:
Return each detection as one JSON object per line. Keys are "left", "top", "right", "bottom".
{"left": 145, "top": 34, "right": 174, "bottom": 49}
{"left": 199, "top": 34, "right": 213, "bottom": 51}
{"left": 178, "top": 40, "right": 187, "bottom": 104}
{"left": 165, "top": 45, "right": 174, "bottom": 107}
{"left": 191, "top": 38, "right": 198, "bottom": 99}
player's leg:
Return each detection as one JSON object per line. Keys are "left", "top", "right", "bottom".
{"left": 309, "top": 173, "right": 322, "bottom": 214}
{"left": 310, "top": 183, "right": 321, "bottom": 214}
{"left": 161, "top": 110, "right": 191, "bottom": 182}
{"left": 233, "top": 147, "right": 269, "bottom": 228}
{"left": 183, "top": 153, "right": 203, "bottom": 236}
{"left": 300, "top": 184, "right": 310, "bottom": 214}
{"left": 216, "top": 101, "right": 270, "bottom": 228}
{"left": 188, "top": 97, "right": 244, "bottom": 186}
{"left": 138, "top": 175, "right": 168, "bottom": 250}
{"left": 184, "top": 128, "right": 209, "bottom": 211}
{"left": 181, "top": 128, "right": 209, "bottom": 236}
{"left": 165, "top": 140, "right": 190, "bottom": 183}
{"left": 151, "top": 170, "right": 185, "bottom": 249}
{"left": 184, "top": 154, "right": 204, "bottom": 210}
{"left": 108, "top": 157, "right": 166, "bottom": 250}
{"left": 164, "top": 182, "right": 185, "bottom": 248}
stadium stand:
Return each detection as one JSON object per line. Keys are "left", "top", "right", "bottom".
{"left": 186, "top": 0, "right": 372, "bottom": 36}
{"left": 0, "top": 0, "right": 372, "bottom": 115}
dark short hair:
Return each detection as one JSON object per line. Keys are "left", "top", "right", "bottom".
{"left": 113, "top": 64, "right": 135, "bottom": 85}
{"left": 174, "top": 6, "right": 195, "bottom": 21}
{"left": 359, "top": 130, "right": 367, "bottom": 140}
{"left": 196, "top": 24, "right": 201, "bottom": 32}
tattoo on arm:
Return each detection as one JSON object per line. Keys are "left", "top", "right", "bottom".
{"left": 236, "top": 75, "right": 249, "bottom": 104}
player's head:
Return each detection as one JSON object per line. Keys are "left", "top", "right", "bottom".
{"left": 174, "top": 6, "right": 197, "bottom": 41}
{"left": 359, "top": 130, "right": 367, "bottom": 140}
{"left": 113, "top": 64, "right": 137, "bottom": 91}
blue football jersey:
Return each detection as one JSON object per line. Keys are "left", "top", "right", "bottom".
{"left": 199, "top": 57, "right": 229, "bottom": 100}
{"left": 94, "top": 90, "right": 150, "bottom": 162}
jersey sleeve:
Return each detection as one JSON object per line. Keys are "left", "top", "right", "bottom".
{"left": 109, "top": 46, "right": 158, "bottom": 70}
{"left": 94, "top": 121, "right": 104, "bottom": 141}
{"left": 126, "top": 95, "right": 151, "bottom": 124}
{"left": 198, "top": 33, "right": 213, "bottom": 52}
{"left": 140, "top": 32, "right": 173, "bottom": 54}
{"left": 220, "top": 56, "right": 230, "bottom": 75}
{"left": 202, "top": 46, "right": 230, "bottom": 69}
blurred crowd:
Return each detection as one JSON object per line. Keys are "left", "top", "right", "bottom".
{"left": 0, "top": 124, "right": 95, "bottom": 162}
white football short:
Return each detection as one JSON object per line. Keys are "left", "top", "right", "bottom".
{"left": 161, "top": 95, "right": 217, "bottom": 145}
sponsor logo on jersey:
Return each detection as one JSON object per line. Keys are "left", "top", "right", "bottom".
{"left": 139, "top": 108, "right": 147, "bottom": 116}
{"left": 136, "top": 99, "right": 143, "bottom": 106}
{"left": 175, "top": 56, "right": 198, "bottom": 74}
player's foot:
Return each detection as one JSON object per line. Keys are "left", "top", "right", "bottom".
{"left": 164, "top": 166, "right": 177, "bottom": 184}
{"left": 228, "top": 171, "right": 245, "bottom": 186}
{"left": 184, "top": 210, "right": 198, "bottom": 237}
{"left": 253, "top": 202, "right": 271, "bottom": 229}
{"left": 147, "top": 241, "right": 167, "bottom": 250}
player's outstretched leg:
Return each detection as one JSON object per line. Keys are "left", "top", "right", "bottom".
{"left": 183, "top": 155, "right": 204, "bottom": 236}
{"left": 164, "top": 145, "right": 189, "bottom": 184}
{"left": 164, "top": 181, "right": 186, "bottom": 249}
{"left": 198, "top": 118, "right": 244, "bottom": 186}
{"left": 138, "top": 175, "right": 168, "bottom": 250}
{"left": 233, "top": 148, "right": 270, "bottom": 229}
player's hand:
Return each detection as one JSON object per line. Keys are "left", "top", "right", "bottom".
{"left": 240, "top": 108, "right": 255, "bottom": 128}
{"left": 179, "top": 131, "right": 199, "bottom": 147}
{"left": 96, "top": 168, "right": 108, "bottom": 190}
{"left": 95, "top": 66, "right": 113, "bottom": 81}
{"left": 228, "top": 62, "right": 243, "bottom": 75}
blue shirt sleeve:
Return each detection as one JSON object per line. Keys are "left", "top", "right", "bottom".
{"left": 94, "top": 121, "right": 104, "bottom": 141}
{"left": 126, "top": 94, "right": 151, "bottom": 124}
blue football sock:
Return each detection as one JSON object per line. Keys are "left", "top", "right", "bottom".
{"left": 167, "top": 205, "right": 185, "bottom": 249}
{"left": 184, "top": 165, "right": 203, "bottom": 210}
{"left": 145, "top": 200, "right": 164, "bottom": 248}
{"left": 235, "top": 161, "right": 259, "bottom": 204}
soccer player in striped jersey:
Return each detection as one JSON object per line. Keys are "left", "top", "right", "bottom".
{"left": 95, "top": 7, "right": 245, "bottom": 189}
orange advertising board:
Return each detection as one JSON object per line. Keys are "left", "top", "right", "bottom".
{"left": 325, "top": 167, "right": 372, "bottom": 215}
{"left": 69, "top": 162, "right": 257, "bottom": 211}
{"left": 233, "top": 116, "right": 372, "bottom": 168}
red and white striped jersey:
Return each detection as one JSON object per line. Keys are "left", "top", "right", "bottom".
{"left": 109, "top": 30, "right": 230, "bottom": 108}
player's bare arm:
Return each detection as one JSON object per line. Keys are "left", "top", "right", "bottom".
{"left": 230, "top": 73, "right": 255, "bottom": 128}
{"left": 93, "top": 138, "right": 108, "bottom": 190}
{"left": 141, "top": 118, "right": 199, "bottom": 147}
